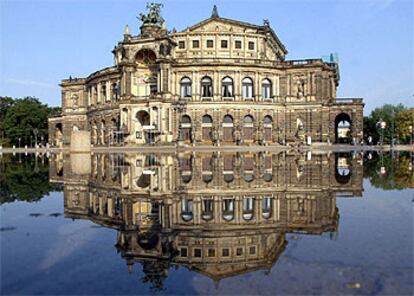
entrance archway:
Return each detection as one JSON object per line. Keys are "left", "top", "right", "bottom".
{"left": 263, "top": 116, "right": 272, "bottom": 142}
{"left": 180, "top": 115, "right": 192, "bottom": 143}
{"left": 202, "top": 114, "right": 213, "bottom": 142}
{"left": 335, "top": 113, "right": 352, "bottom": 144}
{"left": 222, "top": 115, "right": 234, "bottom": 142}
{"left": 243, "top": 115, "right": 254, "bottom": 143}
{"left": 335, "top": 153, "right": 352, "bottom": 184}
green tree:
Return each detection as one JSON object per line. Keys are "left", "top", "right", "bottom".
{"left": 364, "top": 104, "right": 406, "bottom": 144}
{"left": 395, "top": 108, "right": 414, "bottom": 144}
{"left": 2, "top": 97, "right": 55, "bottom": 146}
{"left": 0, "top": 97, "right": 15, "bottom": 145}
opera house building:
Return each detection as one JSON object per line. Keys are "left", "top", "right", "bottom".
{"left": 48, "top": 4, "right": 363, "bottom": 148}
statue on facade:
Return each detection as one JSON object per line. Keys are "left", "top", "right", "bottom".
{"left": 297, "top": 79, "right": 305, "bottom": 99}
{"left": 138, "top": 3, "right": 165, "bottom": 26}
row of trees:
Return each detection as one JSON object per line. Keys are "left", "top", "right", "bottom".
{"left": 0, "top": 96, "right": 60, "bottom": 147}
{"left": 363, "top": 104, "right": 414, "bottom": 145}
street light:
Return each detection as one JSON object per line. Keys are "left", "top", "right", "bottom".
{"left": 376, "top": 119, "right": 386, "bottom": 146}
{"left": 33, "top": 128, "right": 38, "bottom": 148}
{"left": 409, "top": 125, "right": 413, "bottom": 146}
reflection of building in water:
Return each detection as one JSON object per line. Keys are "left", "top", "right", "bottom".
{"left": 49, "top": 151, "right": 363, "bottom": 288}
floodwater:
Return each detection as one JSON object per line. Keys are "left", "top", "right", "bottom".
{"left": 1, "top": 151, "right": 413, "bottom": 295}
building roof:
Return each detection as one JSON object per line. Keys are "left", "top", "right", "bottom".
{"left": 183, "top": 9, "right": 288, "bottom": 55}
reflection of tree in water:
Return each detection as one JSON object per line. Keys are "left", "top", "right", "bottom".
{"left": 363, "top": 151, "right": 413, "bottom": 190}
{"left": 0, "top": 154, "right": 62, "bottom": 204}
{"left": 141, "top": 260, "right": 170, "bottom": 292}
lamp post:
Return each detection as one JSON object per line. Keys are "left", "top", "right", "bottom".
{"left": 409, "top": 125, "right": 413, "bottom": 146}
{"left": 33, "top": 128, "right": 38, "bottom": 148}
{"left": 376, "top": 119, "right": 386, "bottom": 146}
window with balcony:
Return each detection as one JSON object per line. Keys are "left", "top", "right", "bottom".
{"left": 242, "top": 77, "right": 254, "bottom": 99}
{"left": 201, "top": 76, "right": 213, "bottom": 98}
{"left": 180, "top": 77, "right": 192, "bottom": 98}
{"left": 221, "top": 76, "right": 233, "bottom": 98}
{"left": 262, "top": 79, "right": 272, "bottom": 99}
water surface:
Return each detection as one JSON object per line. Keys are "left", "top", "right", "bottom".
{"left": 1, "top": 151, "right": 413, "bottom": 295}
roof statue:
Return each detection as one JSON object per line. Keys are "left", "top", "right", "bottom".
{"left": 138, "top": 2, "right": 164, "bottom": 26}
{"left": 263, "top": 19, "right": 270, "bottom": 27}
{"left": 211, "top": 5, "right": 219, "bottom": 18}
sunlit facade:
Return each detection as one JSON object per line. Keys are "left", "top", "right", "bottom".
{"left": 48, "top": 5, "right": 364, "bottom": 148}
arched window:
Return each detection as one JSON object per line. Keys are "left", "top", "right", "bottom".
{"left": 181, "top": 199, "right": 193, "bottom": 222}
{"left": 223, "top": 198, "right": 234, "bottom": 221}
{"left": 181, "top": 115, "right": 191, "bottom": 125}
{"left": 243, "top": 115, "right": 254, "bottom": 126}
{"left": 201, "top": 76, "right": 213, "bottom": 98}
{"left": 242, "top": 77, "right": 254, "bottom": 99}
{"left": 243, "top": 197, "right": 254, "bottom": 221}
{"left": 262, "top": 196, "right": 272, "bottom": 219}
{"left": 202, "top": 199, "right": 214, "bottom": 221}
{"left": 180, "top": 77, "right": 192, "bottom": 98}
{"left": 223, "top": 115, "right": 234, "bottom": 124}
{"left": 262, "top": 79, "right": 272, "bottom": 99}
{"left": 202, "top": 115, "right": 213, "bottom": 142}
{"left": 263, "top": 115, "right": 272, "bottom": 125}
{"left": 202, "top": 115, "right": 213, "bottom": 124}
{"left": 222, "top": 76, "right": 234, "bottom": 97}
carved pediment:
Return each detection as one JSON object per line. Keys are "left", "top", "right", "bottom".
{"left": 188, "top": 18, "right": 259, "bottom": 34}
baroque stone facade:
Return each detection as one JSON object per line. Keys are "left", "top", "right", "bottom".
{"left": 48, "top": 5, "right": 364, "bottom": 147}
{"left": 49, "top": 150, "right": 363, "bottom": 285}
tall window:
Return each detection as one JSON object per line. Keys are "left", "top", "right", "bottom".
{"left": 243, "top": 197, "right": 254, "bottom": 220}
{"left": 242, "top": 77, "right": 254, "bottom": 99}
{"left": 221, "top": 76, "right": 233, "bottom": 97}
{"left": 201, "top": 76, "right": 213, "bottom": 97}
{"left": 221, "top": 40, "right": 228, "bottom": 48}
{"left": 180, "top": 77, "right": 192, "bottom": 98}
{"left": 178, "top": 41, "right": 185, "bottom": 49}
{"left": 262, "top": 79, "right": 272, "bottom": 99}
{"left": 248, "top": 41, "right": 255, "bottom": 50}
{"left": 235, "top": 40, "right": 242, "bottom": 49}
{"left": 181, "top": 199, "right": 193, "bottom": 222}
{"left": 206, "top": 40, "right": 214, "bottom": 48}
{"left": 223, "top": 198, "right": 234, "bottom": 221}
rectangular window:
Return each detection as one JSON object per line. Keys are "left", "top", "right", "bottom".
{"left": 222, "top": 248, "right": 230, "bottom": 257}
{"left": 221, "top": 40, "right": 228, "bottom": 48}
{"left": 248, "top": 41, "right": 255, "bottom": 50}
{"left": 249, "top": 246, "right": 256, "bottom": 255}
{"left": 208, "top": 248, "right": 215, "bottom": 257}
{"left": 194, "top": 248, "right": 202, "bottom": 257}
{"left": 206, "top": 40, "right": 214, "bottom": 48}
{"left": 180, "top": 248, "right": 187, "bottom": 257}
{"left": 236, "top": 247, "right": 243, "bottom": 256}
{"left": 235, "top": 40, "right": 242, "bottom": 49}
{"left": 179, "top": 41, "right": 185, "bottom": 49}
{"left": 192, "top": 40, "right": 200, "bottom": 48}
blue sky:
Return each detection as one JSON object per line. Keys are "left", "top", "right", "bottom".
{"left": 0, "top": 0, "right": 413, "bottom": 113}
